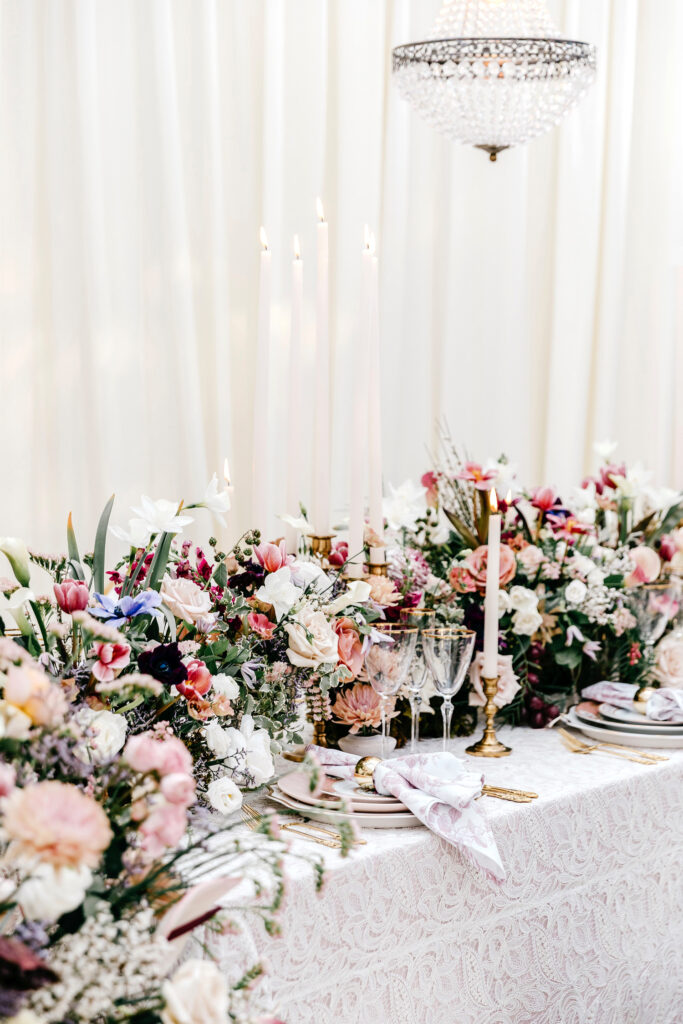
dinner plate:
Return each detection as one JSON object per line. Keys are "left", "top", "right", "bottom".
{"left": 573, "top": 705, "right": 683, "bottom": 737}
{"left": 565, "top": 707, "right": 683, "bottom": 749}
{"left": 277, "top": 772, "right": 407, "bottom": 813}
{"left": 598, "top": 703, "right": 683, "bottom": 728}
{"left": 267, "top": 788, "right": 421, "bottom": 829}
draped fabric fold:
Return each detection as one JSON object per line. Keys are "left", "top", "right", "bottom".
{"left": 1, "top": 0, "right": 681, "bottom": 551}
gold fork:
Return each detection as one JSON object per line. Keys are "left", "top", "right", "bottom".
{"left": 241, "top": 803, "right": 342, "bottom": 849}
{"left": 558, "top": 728, "right": 656, "bottom": 765}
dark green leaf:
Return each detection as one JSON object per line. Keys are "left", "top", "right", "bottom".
{"left": 92, "top": 493, "right": 115, "bottom": 594}
{"left": 146, "top": 532, "right": 174, "bottom": 592}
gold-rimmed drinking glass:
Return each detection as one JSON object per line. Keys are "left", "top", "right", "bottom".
{"left": 364, "top": 624, "right": 418, "bottom": 759}
{"left": 627, "top": 578, "right": 681, "bottom": 657}
{"left": 422, "top": 627, "right": 476, "bottom": 751}
{"left": 400, "top": 607, "right": 436, "bottom": 751}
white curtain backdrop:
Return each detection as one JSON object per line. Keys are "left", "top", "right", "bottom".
{"left": 2, "top": 0, "right": 682, "bottom": 553}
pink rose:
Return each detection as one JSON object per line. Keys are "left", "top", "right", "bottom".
{"left": 517, "top": 544, "right": 545, "bottom": 574}
{"left": 455, "top": 545, "right": 517, "bottom": 594}
{"left": 247, "top": 612, "right": 275, "bottom": 639}
{"left": 625, "top": 545, "right": 661, "bottom": 587}
{"left": 4, "top": 664, "right": 67, "bottom": 726}
{"left": 333, "top": 618, "right": 364, "bottom": 679}
{"left": 140, "top": 802, "right": 187, "bottom": 857}
{"left": 53, "top": 579, "right": 90, "bottom": 614}
{"left": 469, "top": 652, "right": 521, "bottom": 709}
{"left": 253, "top": 541, "right": 291, "bottom": 574}
{"left": 160, "top": 772, "right": 196, "bottom": 807}
{"left": 125, "top": 731, "right": 193, "bottom": 778}
{"left": 0, "top": 762, "right": 16, "bottom": 797}
{"left": 530, "top": 486, "right": 558, "bottom": 512}
{"left": 91, "top": 641, "right": 130, "bottom": 683}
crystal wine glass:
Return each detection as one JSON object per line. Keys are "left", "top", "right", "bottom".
{"left": 422, "top": 627, "right": 476, "bottom": 751}
{"left": 400, "top": 607, "right": 436, "bottom": 751}
{"left": 627, "top": 577, "right": 681, "bottom": 671}
{"left": 364, "top": 624, "right": 418, "bottom": 759}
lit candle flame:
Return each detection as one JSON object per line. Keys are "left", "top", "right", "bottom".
{"left": 316, "top": 197, "right": 325, "bottom": 222}
{"left": 363, "top": 224, "right": 371, "bottom": 250}
{"left": 293, "top": 234, "right": 301, "bottom": 260}
{"left": 489, "top": 489, "right": 499, "bottom": 513}
{"left": 223, "top": 458, "right": 231, "bottom": 486}
{"left": 505, "top": 489, "right": 512, "bottom": 505}
{"left": 259, "top": 226, "right": 269, "bottom": 250}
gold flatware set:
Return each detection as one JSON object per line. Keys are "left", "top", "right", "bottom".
{"left": 241, "top": 802, "right": 364, "bottom": 850}
{"left": 558, "top": 727, "right": 668, "bottom": 765}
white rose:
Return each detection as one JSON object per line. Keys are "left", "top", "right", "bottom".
{"left": 508, "top": 586, "right": 538, "bottom": 612}
{"left": 290, "top": 559, "right": 333, "bottom": 593}
{"left": 565, "top": 579, "right": 588, "bottom": 605}
{"left": 160, "top": 576, "right": 213, "bottom": 625}
{"left": 17, "top": 862, "right": 92, "bottom": 922}
{"left": 162, "top": 959, "right": 228, "bottom": 1024}
{"left": 653, "top": 635, "right": 683, "bottom": 688}
{"left": 74, "top": 707, "right": 127, "bottom": 764}
{"left": 240, "top": 714, "right": 275, "bottom": 787}
{"left": 255, "top": 566, "right": 300, "bottom": 621}
{"left": 206, "top": 776, "right": 243, "bottom": 815}
{"left": 6, "top": 1011, "right": 46, "bottom": 1024}
{"left": 512, "top": 608, "right": 543, "bottom": 636}
{"left": 587, "top": 568, "right": 605, "bottom": 587}
{"left": 285, "top": 608, "right": 339, "bottom": 670}
{"left": 211, "top": 673, "right": 240, "bottom": 701}
{"left": 571, "top": 554, "right": 596, "bottom": 578}
{"left": 498, "top": 590, "right": 511, "bottom": 617}
{"left": 204, "top": 719, "right": 246, "bottom": 760}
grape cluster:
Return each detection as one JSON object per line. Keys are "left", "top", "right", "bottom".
{"left": 521, "top": 690, "right": 561, "bottom": 729}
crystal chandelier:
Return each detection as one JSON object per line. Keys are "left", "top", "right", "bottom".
{"left": 392, "top": 0, "right": 596, "bottom": 160}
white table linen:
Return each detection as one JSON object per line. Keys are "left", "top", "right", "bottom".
{"left": 205, "top": 727, "right": 683, "bottom": 1024}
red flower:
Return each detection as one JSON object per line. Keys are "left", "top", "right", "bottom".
{"left": 247, "top": 612, "right": 275, "bottom": 639}
{"left": 629, "top": 642, "right": 642, "bottom": 666}
{"left": 328, "top": 541, "right": 349, "bottom": 568}
{"left": 177, "top": 659, "right": 212, "bottom": 701}
{"left": 530, "top": 486, "right": 559, "bottom": 512}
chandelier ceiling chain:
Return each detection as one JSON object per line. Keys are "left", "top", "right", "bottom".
{"left": 392, "top": 0, "right": 596, "bottom": 160}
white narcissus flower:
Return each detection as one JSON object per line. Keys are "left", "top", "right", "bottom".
{"left": 162, "top": 959, "right": 229, "bottom": 1024}
{"left": 382, "top": 480, "right": 427, "bottom": 532}
{"left": 255, "top": 566, "right": 300, "bottom": 621}
{"left": 239, "top": 714, "right": 275, "bottom": 786}
{"left": 74, "top": 707, "right": 128, "bottom": 764}
{"left": 110, "top": 518, "right": 152, "bottom": 548}
{"left": 565, "top": 579, "right": 588, "bottom": 605}
{"left": 161, "top": 576, "right": 212, "bottom": 624}
{"left": 16, "top": 862, "right": 92, "bottom": 922}
{"left": 130, "top": 496, "right": 194, "bottom": 536}
{"left": 211, "top": 673, "right": 240, "bottom": 701}
{"left": 206, "top": 776, "right": 243, "bottom": 815}
{"left": 327, "top": 579, "right": 372, "bottom": 614}
{"left": 0, "top": 538, "right": 31, "bottom": 587}
{"left": 285, "top": 607, "right": 339, "bottom": 670}
{"left": 611, "top": 464, "right": 652, "bottom": 500}
{"left": 593, "top": 439, "right": 618, "bottom": 460}
{"left": 200, "top": 473, "right": 231, "bottom": 526}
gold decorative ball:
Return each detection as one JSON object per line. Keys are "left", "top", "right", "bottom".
{"left": 354, "top": 755, "right": 381, "bottom": 790}
{"left": 634, "top": 685, "right": 658, "bottom": 712}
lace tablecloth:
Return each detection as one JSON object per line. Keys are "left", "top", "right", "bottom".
{"left": 207, "top": 727, "right": 683, "bottom": 1024}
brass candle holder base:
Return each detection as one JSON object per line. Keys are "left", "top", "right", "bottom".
{"left": 368, "top": 562, "right": 388, "bottom": 576}
{"left": 310, "top": 534, "right": 334, "bottom": 564}
{"left": 466, "top": 675, "right": 512, "bottom": 758}
{"left": 312, "top": 720, "right": 328, "bottom": 747}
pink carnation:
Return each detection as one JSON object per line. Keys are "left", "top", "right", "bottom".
{"left": 160, "top": 772, "right": 196, "bottom": 807}
{"left": 139, "top": 802, "right": 187, "bottom": 858}
{"left": 3, "top": 780, "right": 112, "bottom": 868}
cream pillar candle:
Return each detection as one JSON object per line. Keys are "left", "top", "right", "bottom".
{"left": 347, "top": 228, "right": 372, "bottom": 578}
{"left": 482, "top": 489, "right": 501, "bottom": 679}
{"left": 366, "top": 236, "right": 384, "bottom": 559}
{"left": 252, "top": 227, "right": 271, "bottom": 536}
{"left": 285, "top": 236, "right": 303, "bottom": 554}
{"left": 311, "top": 198, "right": 330, "bottom": 536}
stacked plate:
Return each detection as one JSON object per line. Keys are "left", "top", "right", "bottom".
{"left": 268, "top": 771, "right": 421, "bottom": 829}
{"left": 566, "top": 702, "right": 683, "bottom": 749}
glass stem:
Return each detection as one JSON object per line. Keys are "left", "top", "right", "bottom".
{"left": 441, "top": 698, "right": 454, "bottom": 752}
{"left": 380, "top": 697, "right": 388, "bottom": 760}
{"left": 409, "top": 696, "right": 420, "bottom": 753}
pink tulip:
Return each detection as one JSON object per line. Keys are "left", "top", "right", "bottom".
{"left": 91, "top": 641, "right": 131, "bottom": 683}
{"left": 253, "top": 540, "right": 291, "bottom": 573}
{"left": 53, "top": 579, "right": 89, "bottom": 614}
{"left": 185, "top": 659, "right": 212, "bottom": 695}
{"left": 530, "top": 486, "right": 558, "bottom": 512}
{"left": 247, "top": 612, "right": 275, "bottom": 639}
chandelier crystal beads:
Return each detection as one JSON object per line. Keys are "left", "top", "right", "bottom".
{"left": 392, "top": 0, "right": 596, "bottom": 160}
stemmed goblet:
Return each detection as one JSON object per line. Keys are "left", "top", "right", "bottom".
{"left": 422, "top": 627, "right": 476, "bottom": 751}
{"left": 400, "top": 607, "right": 436, "bottom": 751}
{"left": 364, "top": 624, "right": 418, "bottom": 759}
{"left": 627, "top": 577, "right": 681, "bottom": 699}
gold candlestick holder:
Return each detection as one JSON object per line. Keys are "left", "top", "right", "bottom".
{"left": 310, "top": 534, "right": 334, "bottom": 566}
{"left": 312, "top": 720, "right": 328, "bottom": 747}
{"left": 466, "top": 675, "right": 511, "bottom": 758}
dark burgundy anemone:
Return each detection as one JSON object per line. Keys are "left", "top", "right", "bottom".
{"left": 138, "top": 642, "right": 188, "bottom": 687}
